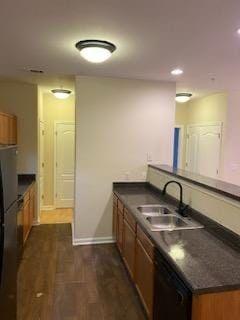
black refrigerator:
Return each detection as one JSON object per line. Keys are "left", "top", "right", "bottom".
{"left": 0, "top": 146, "right": 18, "bottom": 320}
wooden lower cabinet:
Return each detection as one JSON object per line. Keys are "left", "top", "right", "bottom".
{"left": 23, "top": 183, "right": 35, "bottom": 243}
{"left": 112, "top": 203, "right": 118, "bottom": 240}
{"left": 192, "top": 290, "right": 240, "bottom": 320}
{"left": 113, "top": 195, "right": 154, "bottom": 318}
{"left": 23, "top": 198, "right": 30, "bottom": 242}
{"left": 116, "top": 209, "right": 123, "bottom": 252}
{"left": 135, "top": 238, "right": 154, "bottom": 319}
{"left": 113, "top": 194, "right": 240, "bottom": 320}
{"left": 123, "top": 219, "right": 136, "bottom": 279}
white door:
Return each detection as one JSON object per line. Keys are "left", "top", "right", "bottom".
{"left": 186, "top": 124, "right": 222, "bottom": 178}
{"left": 39, "top": 121, "right": 45, "bottom": 209}
{"left": 55, "top": 123, "right": 75, "bottom": 208}
{"left": 186, "top": 126, "right": 199, "bottom": 173}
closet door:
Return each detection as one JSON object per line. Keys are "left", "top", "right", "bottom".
{"left": 186, "top": 126, "right": 199, "bottom": 173}
{"left": 186, "top": 124, "right": 222, "bottom": 178}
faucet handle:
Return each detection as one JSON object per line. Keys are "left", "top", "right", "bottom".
{"left": 176, "top": 204, "right": 189, "bottom": 217}
{"left": 181, "top": 204, "right": 189, "bottom": 217}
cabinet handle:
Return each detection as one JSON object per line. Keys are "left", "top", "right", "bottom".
{"left": 176, "top": 290, "right": 184, "bottom": 305}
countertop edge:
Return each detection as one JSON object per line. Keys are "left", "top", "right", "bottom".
{"left": 149, "top": 164, "right": 240, "bottom": 203}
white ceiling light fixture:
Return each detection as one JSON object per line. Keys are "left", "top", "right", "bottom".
{"left": 171, "top": 68, "right": 183, "bottom": 75}
{"left": 175, "top": 93, "right": 192, "bottom": 103}
{"left": 75, "top": 39, "right": 117, "bottom": 63}
{"left": 51, "top": 89, "right": 72, "bottom": 99}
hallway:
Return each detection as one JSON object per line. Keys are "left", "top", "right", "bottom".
{"left": 40, "top": 209, "right": 73, "bottom": 224}
{"left": 17, "top": 224, "right": 146, "bottom": 320}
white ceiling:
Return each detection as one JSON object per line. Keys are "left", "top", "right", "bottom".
{"left": 1, "top": 0, "right": 240, "bottom": 96}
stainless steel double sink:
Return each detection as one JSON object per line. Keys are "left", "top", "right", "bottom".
{"left": 137, "top": 205, "right": 203, "bottom": 232}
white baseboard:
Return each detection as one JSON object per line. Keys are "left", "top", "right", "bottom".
{"left": 41, "top": 205, "right": 55, "bottom": 211}
{"left": 73, "top": 236, "right": 115, "bottom": 246}
{"left": 33, "top": 218, "right": 40, "bottom": 226}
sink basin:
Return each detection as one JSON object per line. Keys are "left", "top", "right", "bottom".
{"left": 137, "top": 205, "right": 172, "bottom": 216}
{"left": 146, "top": 215, "right": 187, "bottom": 229}
{"left": 145, "top": 215, "right": 204, "bottom": 231}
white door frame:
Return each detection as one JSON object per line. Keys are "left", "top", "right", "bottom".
{"left": 174, "top": 125, "right": 184, "bottom": 169}
{"left": 185, "top": 121, "right": 223, "bottom": 174}
{"left": 39, "top": 120, "right": 45, "bottom": 210}
{"left": 54, "top": 121, "right": 75, "bottom": 208}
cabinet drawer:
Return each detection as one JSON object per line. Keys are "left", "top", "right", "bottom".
{"left": 124, "top": 208, "right": 136, "bottom": 232}
{"left": 117, "top": 199, "right": 124, "bottom": 214}
{"left": 137, "top": 225, "right": 154, "bottom": 259}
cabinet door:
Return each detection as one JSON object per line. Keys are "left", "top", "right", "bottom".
{"left": 23, "top": 201, "right": 30, "bottom": 243}
{"left": 116, "top": 209, "right": 123, "bottom": 253}
{"left": 8, "top": 115, "right": 17, "bottom": 145}
{"left": 135, "top": 238, "right": 154, "bottom": 318}
{"left": 29, "top": 187, "right": 35, "bottom": 229}
{"left": 0, "top": 113, "right": 9, "bottom": 144}
{"left": 123, "top": 219, "right": 136, "bottom": 279}
{"left": 113, "top": 204, "right": 118, "bottom": 240}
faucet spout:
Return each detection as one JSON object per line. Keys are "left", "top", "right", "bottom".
{"left": 162, "top": 180, "right": 188, "bottom": 217}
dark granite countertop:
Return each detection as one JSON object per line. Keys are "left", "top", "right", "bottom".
{"left": 113, "top": 182, "right": 240, "bottom": 294}
{"left": 18, "top": 174, "right": 36, "bottom": 198}
{"left": 149, "top": 164, "right": 240, "bottom": 202}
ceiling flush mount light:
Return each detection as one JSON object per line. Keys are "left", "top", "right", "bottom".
{"left": 51, "top": 89, "right": 71, "bottom": 99}
{"left": 75, "top": 39, "right": 116, "bottom": 63}
{"left": 237, "top": 28, "right": 240, "bottom": 35}
{"left": 175, "top": 93, "right": 192, "bottom": 103}
{"left": 171, "top": 68, "right": 183, "bottom": 75}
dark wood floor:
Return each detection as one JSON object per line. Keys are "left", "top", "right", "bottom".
{"left": 18, "top": 224, "right": 147, "bottom": 320}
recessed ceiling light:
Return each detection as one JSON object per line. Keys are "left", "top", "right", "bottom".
{"left": 171, "top": 68, "right": 183, "bottom": 75}
{"left": 237, "top": 28, "right": 240, "bottom": 35}
{"left": 51, "top": 89, "right": 71, "bottom": 99}
{"left": 75, "top": 39, "right": 116, "bottom": 63}
{"left": 175, "top": 93, "right": 192, "bottom": 103}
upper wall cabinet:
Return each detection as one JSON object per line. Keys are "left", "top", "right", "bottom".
{"left": 0, "top": 112, "right": 17, "bottom": 145}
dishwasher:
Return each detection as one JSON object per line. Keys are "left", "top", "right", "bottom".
{"left": 153, "top": 251, "right": 192, "bottom": 320}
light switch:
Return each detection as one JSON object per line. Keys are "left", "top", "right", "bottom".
{"left": 147, "top": 153, "right": 152, "bottom": 162}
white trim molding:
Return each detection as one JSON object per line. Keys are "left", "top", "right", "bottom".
{"left": 72, "top": 236, "right": 115, "bottom": 246}
{"left": 33, "top": 218, "right": 40, "bottom": 226}
{"left": 41, "top": 205, "right": 55, "bottom": 211}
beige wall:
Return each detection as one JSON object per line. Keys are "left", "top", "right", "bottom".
{"left": 148, "top": 167, "right": 240, "bottom": 235}
{"left": 42, "top": 92, "right": 75, "bottom": 206}
{"left": 74, "top": 76, "right": 176, "bottom": 243}
{"left": 175, "top": 93, "right": 227, "bottom": 127}
{"left": 0, "top": 80, "right": 38, "bottom": 173}
{"left": 175, "top": 93, "right": 227, "bottom": 173}
{"left": 222, "top": 90, "right": 240, "bottom": 185}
